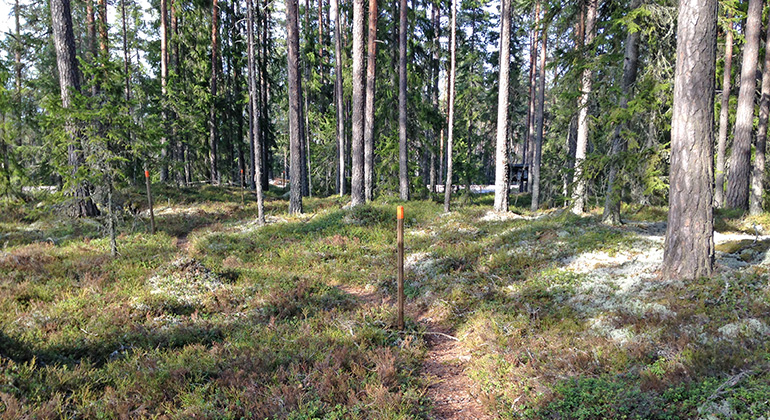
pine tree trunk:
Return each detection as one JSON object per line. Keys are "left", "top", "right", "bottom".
{"left": 571, "top": 0, "right": 597, "bottom": 214}
{"left": 160, "top": 0, "right": 170, "bottom": 182}
{"left": 51, "top": 0, "right": 99, "bottom": 217}
{"left": 398, "top": 0, "right": 409, "bottom": 200}
{"left": 726, "top": 0, "right": 762, "bottom": 210}
{"left": 247, "top": 0, "right": 265, "bottom": 223}
{"left": 364, "top": 0, "right": 378, "bottom": 202}
{"left": 350, "top": 0, "right": 366, "bottom": 206}
{"left": 429, "top": 0, "right": 439, "bottom": 193}
{"left": 493, "top": 0, "right": 511, "bottom": 212}
{"left": 715, "top": 17, "right": 734, "bottom": 208}
{"left": 260, "top": 0, "right": 271, "bottom": 191}
{"left": 530, "top": 13, "right": 546, "bottom": 212}
{"left": 602, "top": 0, "right": 641, "bottom": 225}
{"left": 287, "top": 0, "right": 304, "bottom": 213}
{"left": 443, "top": 0, "right": 457, "bottom": 212}
{"left": 663, "top": 0, "right": 716, "bottom": 280}
{"left": 750, "top": 20, "right": 770, "bottom": 216}
{"left": 332, "top": 0, "right": 346, "bottom": 196}
{"left": 209, "top": 0, "right": 220, "bottom": 185}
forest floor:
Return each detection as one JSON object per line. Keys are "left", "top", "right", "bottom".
{"left": 1, "top": 186, "right": 770, "bottom": 419}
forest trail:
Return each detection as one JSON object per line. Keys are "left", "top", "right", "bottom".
{"left": 420, "top": 321, "right": 490, "bottom": 420}
{"left": 338, "top": 285, "right": 490, "bottom": 419}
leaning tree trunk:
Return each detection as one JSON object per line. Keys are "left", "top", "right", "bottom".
{"left": 398, "top": 0, "right": 409, "bottom": 200}
{"left": 350, "top": 0, "right": 366, "bottom": 206}
{"left": 571, "top": 0, "right": 597, "bottom": 214}
{"left": 443, "top": 0, "right": 457, "bottom": 212}
{"left": 602, "top": 0, "right": 641, "bottom": 225}
{"left": 726, "top": 0, "right": 762, "bottom": 210}
{"left": 287, "top": 0, "right": 304, "bottom": 214}
{"left": 530, "top": 13, "right": 547, "bottom": 212}
{"left": 209, "top": 0, "right": 220, "bottom": 185}
{"left": 493, "top": 0, "right": 511, "bottom": 212}
{"left": 364, "top": 0, "right": 378, "bottom": 202}
{"left": 715, "top": 16, "right": 734, "bottom": 208}
{"left": 51, "top": 0, "right": 99, "bottom": 217}
{"left": 750, "top": 20, "right": 770, "bottom": 216}
{"left": 332, "top": 0, "right": 346, "bottom": 196}
{"left": 247, "top": 0, "right": 265, "bottom": 224}
{"left": 662, "top": 0, "right": 716, "bottom": 280}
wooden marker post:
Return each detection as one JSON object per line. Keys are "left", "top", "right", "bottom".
{"left": 144, "top": 168, "right": 156, "bottom": 234}
{"left": 397, "top": 206, "right": 405, "bottom": 330}
{"left": 240, "top": 169, "right": 245, "bottom": 205}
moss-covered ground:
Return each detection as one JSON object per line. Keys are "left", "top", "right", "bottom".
{"left": 1, "top": 187, "right": 769, "bottom": 419}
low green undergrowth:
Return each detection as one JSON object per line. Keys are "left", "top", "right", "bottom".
{"left": 1, "top": 190, "right": 769, "bottom": 418}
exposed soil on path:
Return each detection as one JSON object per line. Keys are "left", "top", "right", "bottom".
{"left": 420, "top": 321, "right": 491, "bottom": 420}
{"left": 338, "top": 284, "right": 491, "bottom": 419}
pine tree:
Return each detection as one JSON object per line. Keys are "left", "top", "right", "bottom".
{"left": 663, "top": 0, "right": 716, "bottom": 280}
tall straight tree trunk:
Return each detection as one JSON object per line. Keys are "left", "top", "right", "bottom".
{"left": 663, "top": 0, "right": 716, "bottom": 280}
{"left": 332, "top": 0, "right": 346, "bottom": 196}
{"left": 287, "top": 0, "right": 304, "bottom": 213}
{"left": 525, "top": 1, "right": 539, "bottom": 182}
{"left": 523, "top": 28, "right": 534, "bottom": 169}
{"left": 51, "top": 0, "right": 99, "bottom": 217}
{"left": 398, "top": 0, "right": 409, "bottom": 200}
{"left": 260, "top": 0, "right": 271, "bottom": 190}
{"left": 564, "top": 6, "right": 584, "bottom": 196}
{"left": 429, "top": 0, "right": 439, "bottom": 193}
{"left": 530, "top": 13, "right": 546, "bottom": 212}
{"left": 443, "top": 0, "right": 457, "bottom": 212}
{"left": 209, "top": 0, "right": 220, "bottom": 185}
{"left": 160, "top": 0, "right": 170, "bottom": 182}
{"left": 602, "top": 0, "right": 641, "bottom": 225}
{"left": 715, "top": 16, "right": 734, "bottom": 208}
{"left": 350, "top": 0, "right": 366, "bottom": 206}
{"left": 97, "top": 0, "right": 108, "bottom": 54}
{"left": 750, "top": 20, "right": 770, "bottom": 215}
{"left": 364, "top": 0, "right": 378, "bottom": 202}
{"left": 727, "top": 0, "right": 762, "bottom": 210}
{"left": 571, "top": 0, "right": 597, "bottom": 214}
{"left": 247, "top": 0, "right": 266, "bottom": 223}
{"left": 493, "top": 0, "right": 511, "bottom": 212}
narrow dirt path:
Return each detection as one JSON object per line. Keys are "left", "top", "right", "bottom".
{"left": 338, "top": 285, "right": 491, "bottom": 419}
{"left": 420, "top": 321, "right": 491, "bottom": 420}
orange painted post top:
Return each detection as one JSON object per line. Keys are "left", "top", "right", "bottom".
{"left": 397, "top": 206, "right": 404, "bottom": 220}
{"left": 144, "top": 170, "right": 150, "bottom": 178}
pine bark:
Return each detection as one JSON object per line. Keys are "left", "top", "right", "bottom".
{"left": 715, "top": 17, "right": 734, "bottom": 208}
{"left": 493, "top": 0, "right": 511, "bottom": 212}
{"left": 287, "top": 0, "right": 304, "bottom": 213}
{"left": 364, "top": 0, "right": 378, "bottom": 202}
{"left": 209, "top": 0, "right": 220, "bottom": 184}
{"left": 602, "top": 0, "right": 641, "bottom": 225}
{"left": 332, "top": 0, "right": 346, "bottom": 196}
{"left": 429, "top": 0, "right": 439, "bottom": 193}
{"left": 750, "top": 20, "right": 770, "bottom": 215}
{"left": 398, "top": 0, "right": 409, "bottom": 200}
{"left": 443, "top": 0, "right": 457, "bottom": 212}
{"left": 530, "top": 14, "right": 546, "bottom": 212}
{"left": 662, "top": 0, "right": 716, "bottom": 280}
{"left": 350, "top": 0, "right": 366, "bottom": 206}
{"left": 160, "top": 0, "right": 170, "bottom": 182}
{"left": 247, "top": 0, "right": 265, "bottom": 223}
{"left": 571, "top": 0, "right": 597, "bottom": 214}
{"left": 51, "top": 0, "right": 99, "bottom": 217}
{"left": 726, "top": 0, "right": 762, "bottom": 210}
